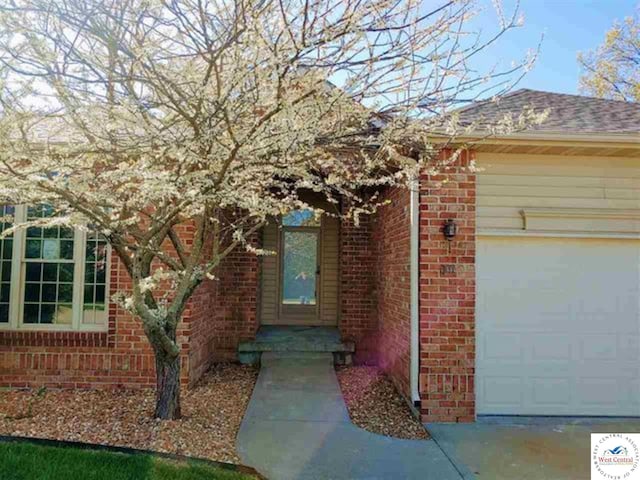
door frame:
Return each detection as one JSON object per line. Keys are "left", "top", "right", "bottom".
{"left": 277, "top": 223, "right": 322, "bottom": 324}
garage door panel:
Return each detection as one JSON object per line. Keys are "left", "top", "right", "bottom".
{"left": 482, "top": 333, "right": 522, "bottom": 360}
{"left": 477, "top": 237, "right": 640, "bottom": 416}
{"left": 481, "top": 376, "right": 523, "bottom": 406}
{"left": 575, "top": 378, "right": 619, "bottom": 406}
{"left": 531, "top": 378, "right": 572, "bottom": 405}
{"left": 580, "top": 335, "right": 618, "bottom": 360}
{"left": 619, "top": 335, "right": 640, "bottom": 360}
{"left": 531, "top": 334, "right": 571, "bottom": 360}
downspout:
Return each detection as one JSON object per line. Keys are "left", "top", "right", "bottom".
{"left": 409, "top": 176, "right": 421, "bottom": 406}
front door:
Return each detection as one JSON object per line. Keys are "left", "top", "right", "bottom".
{"left": 279, "top": 211, "right": 320, "bottom": 324}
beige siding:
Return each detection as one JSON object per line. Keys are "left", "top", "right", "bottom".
{"left": 477, "top": 153, "right": 640, "bottom": 235}
{"left": 259, "top": 221, "right": 279, "bottom": 325}
{"left": 319, "top": 215, "right": 339, "bottom": 324}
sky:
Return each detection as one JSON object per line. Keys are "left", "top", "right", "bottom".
{"left": 472, "top": 0, "right": 638, "bottom": 95}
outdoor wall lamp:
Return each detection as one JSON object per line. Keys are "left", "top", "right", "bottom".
{"left": 442, "top": 218, "right": 457, "bottom": 241}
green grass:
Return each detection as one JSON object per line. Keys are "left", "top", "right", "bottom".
{"left": 0, "top": 442, "right": 256, "bottom": 480}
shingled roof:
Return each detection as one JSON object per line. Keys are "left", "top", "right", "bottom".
{"left": 455, "top": 89, "right": 640, "bottom": 136}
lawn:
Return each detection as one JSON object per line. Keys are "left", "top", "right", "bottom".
{"left": 0, "top": 442, "right": 257, "bottom": 480}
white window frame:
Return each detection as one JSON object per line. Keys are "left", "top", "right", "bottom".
{"left": 0, "top": 205, "right": 110, "bottom": 332}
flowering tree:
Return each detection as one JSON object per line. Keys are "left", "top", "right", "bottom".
{"left": 579, "top": 12, "right": 640, "bottom": 102}
{"left": 0, "top": 0, "right": 539, "bottom": 419}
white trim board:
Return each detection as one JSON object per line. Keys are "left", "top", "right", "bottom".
{"left": 478, "top": 229, "right": 640, "bottom": 240}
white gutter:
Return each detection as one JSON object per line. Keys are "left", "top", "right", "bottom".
{"left": 471, "top": 131, "right": 640, "bottom": 144}
{"left": 429, "top": 130, "right": 640, "bottom": 145}
{"left": 409, "top": 176, "right": 420, "bottom": 406}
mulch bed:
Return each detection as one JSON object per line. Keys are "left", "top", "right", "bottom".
{"left": 336, "top": 365, "right": 429, "bottom": 440}
{"left": 0, "top": 363, "right": 258, "bottom": 464}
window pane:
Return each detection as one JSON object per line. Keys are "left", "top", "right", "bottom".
{"left": 60, "top": 240, "right": 74, "bottom": 260}
{"left": 24, "top": 304, "right": 39, "bottom": 323}
{"left": 26, "top": 226, "right": 41, "bottom": 238}
{"left": 96, "top": 264, "right": 106, "bottom": 284}
{"left": 25, "top": 283, "right": 40, "bottom": 302}
{"left": 59, "top": 263, "right": 73, "bottom": 282}
{"left": 55, "top": 304, "right": 73, "bottom": 325}
{"left": 26, "top": 263, "right": 41, "bottom": 282}
{"left": 58, "top": 283, "right": 73, "bottom": 303}
{"left": 1, "top": 264, "right": 10, "bottom": 282}
{"left": 42, "top": 283, "right": 56, "bottom": 302}
{"left": 42, "top": 239, "right": 60, "bottom": 259}
{"left": 40, "top": 304, "right": 55, "bottom": 324}
{"left": 282, "top": 231, "right": 317, "bottom": 305}
{"left": 43, "top": 227, "right": 59, "bottom": 239}
{"left": 42, "top": 263, "right": 57, "bottom": 282}
{"left": 2, "top": 239, "right": 12, "bottom": 260}
{"left": 84, "top": 263, "right": 95, "bottom": 283}
{"left": 25, "top": 239, "right": 41, "bottom": 258}
{"left": 83, "top": 285, "right": 93, "bottom": 304}
{"left": 59, "top": 228, "right": 74, "bottom": 239}
{"left": 95, "top": 285, "right": 105, "bottom": 303}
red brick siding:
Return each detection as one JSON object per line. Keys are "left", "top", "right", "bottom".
{"left": 339, "top": 208, "right": 377, "bottom": 362}
{"left": 187, "top": 236, "right": 260, "bottom": 383}
{"left": 0, "top": 331, "right": 108, "bottom": 348}
{"left": 371, "top": 187, "right": 412, "bottom": 398}
{"left": 419, "top": 151, "right": 476, "bottom": 422}
{"left": 0, "top": 254, "right": 190, "bottom": 389}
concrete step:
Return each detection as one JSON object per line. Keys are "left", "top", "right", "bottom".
{"left": 238, "top": 326, "right": 354, "bottom": 366}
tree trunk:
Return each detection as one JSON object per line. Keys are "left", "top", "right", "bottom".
{"left": 154, "top": 352, "right": 181, "bottom": 420}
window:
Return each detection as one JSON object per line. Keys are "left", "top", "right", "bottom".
{"left": 82, "top": 232, "right": 108, "bottom": 326}
{"left": 0, "top": 205, "right": 14, "bottom": 324}
{"left": 0, "top": 205, "right": 110, "bottom": 331}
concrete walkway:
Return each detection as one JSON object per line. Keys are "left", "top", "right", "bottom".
{"left": 237, "top": 353, "right": 461, "bottom": 480}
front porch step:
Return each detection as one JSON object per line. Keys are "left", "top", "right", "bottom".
{"left": 238, "top": 326, "right": 354, "bottom": 366}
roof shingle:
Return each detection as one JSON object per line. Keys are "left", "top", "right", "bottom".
{"left": 455, "top": 89, "right": 640, "bottom": 135}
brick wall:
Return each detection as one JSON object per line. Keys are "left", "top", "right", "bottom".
{"left": 419, "top": 151, "right": 476, "bottom": 422}
{"left": 187, "top": 237, "right": 260, "bottom": 383}
{"left": 339, "top": 206, "right": 377, "bottom": 363}
{"left": 0, "top": 254, "right": 190, "bottom": 389}
{"left": 370, "top": 186, "right": 412, "bottom": 398}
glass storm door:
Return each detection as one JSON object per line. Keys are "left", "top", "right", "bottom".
{"left": 279, "top": 211, "right": 320, "bottom": 323}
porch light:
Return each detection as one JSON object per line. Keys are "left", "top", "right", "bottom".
{"left": 442, "top": 218, "right": 457, "bottom": 241}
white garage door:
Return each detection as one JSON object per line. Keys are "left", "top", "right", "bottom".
{"left": 477, "top": 236, "right": 640, "bottom": 416}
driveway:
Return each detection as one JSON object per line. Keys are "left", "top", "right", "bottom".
{"left": 428, "top": 418, "right": 640, "bottom": 480}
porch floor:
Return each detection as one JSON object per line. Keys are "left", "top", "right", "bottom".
{"left": 238, "top": 326, "right": 354, "bottom": 365}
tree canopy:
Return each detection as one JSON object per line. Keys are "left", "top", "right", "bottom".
{"left": 579, "top": 12, "right": 640, "bottom": 102}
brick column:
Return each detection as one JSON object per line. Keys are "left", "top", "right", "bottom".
{"left": 419, "top": 151, "right": 476, "bottom": 423}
